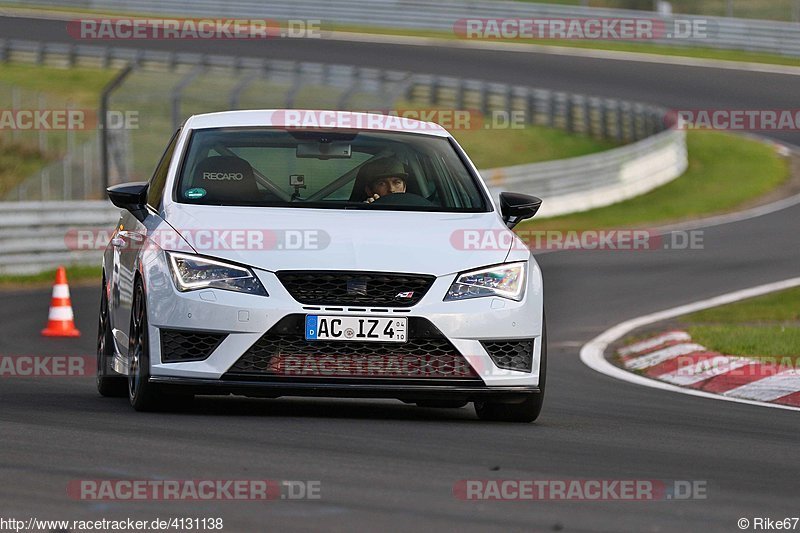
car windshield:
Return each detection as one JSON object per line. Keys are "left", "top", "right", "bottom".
{"left": 174, "top": 128, "right": 489, "bottom": 212}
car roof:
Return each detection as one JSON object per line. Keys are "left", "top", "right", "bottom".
{"left": 183, "top": 109, "right": 451, "bottom": 137}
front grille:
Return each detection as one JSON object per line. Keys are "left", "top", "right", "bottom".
{"left": 276, "top": 271, "right": 435, "bottom": 307}
{"left": 160, "top": 329, "right": 227, "bottom": 363}
{"left": 481, "top": 339, "right": 535, "bottom": 372}
{"left": 227, "top": 315, "right": 478, "bottom": 379}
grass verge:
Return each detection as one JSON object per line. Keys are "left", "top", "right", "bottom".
{"left": 453, "top": 126, "right": 620, "bottom": 167}
{"left": 0, "top": 137, "right": 50, "bottom": 197}
{"left": 0, "top": 265, "right": 102, "bottom": 289}
{"left": 516, "top": 130, "right": 790, "bottom": 232}
{"left": 0, "top": 63, "right": 119, "bottom": 192}
{"left": 0, "top": 63, "right": 118, "bottom": 106}
{"left": 679, "top": 286, "right": 800, "bottom": 361}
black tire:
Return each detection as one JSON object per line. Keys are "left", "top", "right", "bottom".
{"left": 127, "top": 280, "right": 194, "bottom": 412}
{"left": 128, "top": 279, "right": 165, "bottom": 412}
{"left": 474, "top": 317, "right": 547, "bottom": 423}
{"left": 96, "top": 275, "right": 127, "bottom": 398}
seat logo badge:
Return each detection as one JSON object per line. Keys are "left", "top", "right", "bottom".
{"left": 203, "top": 172, "right": 243, "bottom": 181}
{"left": 347, "top": 279, "right": 368, "bottom": 296}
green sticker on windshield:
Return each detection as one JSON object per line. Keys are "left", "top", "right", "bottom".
{"left": 185, "top": 187, "right": 206, "bottom": 199}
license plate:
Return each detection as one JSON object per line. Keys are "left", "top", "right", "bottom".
{"left": 305, "top": 315, "right": 407, "bottom": 343}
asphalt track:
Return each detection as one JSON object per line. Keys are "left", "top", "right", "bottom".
{"left": 1, "top": 15, "right": 800, "bottom": 532}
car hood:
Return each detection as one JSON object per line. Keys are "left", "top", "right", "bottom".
{"left": 160, "top": 204, "right": 518, "bottom": 276}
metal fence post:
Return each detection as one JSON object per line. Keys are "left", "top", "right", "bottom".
{"left": 101, "top": 47, "right": 111, "bottom": 69}
{"left": 100, "top": 64, "right": 133, "bottom": 193}
{"left": 286, "top": 62, "right": 304, "bottom": 108}
{"left": 565, "top": 94, "right": 575, "bottom": 133}
{"left": 600, "top": 99, "right": 609, "bottom": 139}
{"left": 479, "top": 82, "right": 488, "bottom": 115}
{"left": 83, "top": 142, "right": 91, "bottom": 199}
{"left": 63, "top": 156, "right": 70, "bottom": 200}
{"left": 337, "top": 66, "right": 362, "bottom": 110}
{"left": 42, "top": 168, "right": 49, "bottom": 200}
{"left": 229, "top": 69, "right": 260, "bottom": 109}
{"left": 547, "top": 91, "right": 557, "bottom": 128}
{"left": 613, "top": 101, "right": 623, "bottom": 142}
{"left": 431, "top": 77, "right": 440, "bottom": 105}
{"left": 580, "top": 95, "right": 590, "bottom": 135}
{"left": 38, "top": 92, "right": 47, "bottom": 154}
{"left": 68, "top": 43, "right": 77, "bottom": 67}
{"left": 622, "top": 102, "right": 634, "bottom": 143}
{"left": 454, "top": 80, "right": 465, "bottom": 111}
{"left": 35, "top": 41, "right": 45, "bottom": 65}
{"left": 171, "top": 65, "right": 204, "bottom": 129}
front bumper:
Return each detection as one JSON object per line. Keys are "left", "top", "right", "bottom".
{"left": 140, "top": 256, "right": 545, "bottom": 388}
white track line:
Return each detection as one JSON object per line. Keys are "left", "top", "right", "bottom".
{"left": 624, "top": 343, "right": 706, "bottom": 370}
{"left": 723, "top": 369, "right": 800, "bottom": 402}
{"left": 617, "top": 331, "right": 691, "bottom": 356}
{"left": 653, "top": 189, "right": 800, "bottom": 233}
{"left": 657, "top": 356, "right": 754, "bottom": 387}
{"left": 580, "top": 277, "right": 800, "bottom": 412}
{"left": 534, "top": 144, "right": 800, "bottom": 256}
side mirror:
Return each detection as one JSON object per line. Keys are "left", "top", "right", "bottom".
{"left": 107, "top": 182, "right": 149, "bottom": 222}
{"left": 499, "top": 192, "right": 542, "bottom": 229}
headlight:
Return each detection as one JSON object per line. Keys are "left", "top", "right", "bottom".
{"left": 167, "top": 252, "right": 268, "bottom": 296}
{"left": 445, "top": 262, "right": 526, "bottom": 302}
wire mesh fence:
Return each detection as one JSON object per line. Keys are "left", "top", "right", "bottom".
{"left": 0, "top": 39, "right": 676, "bottom": 204}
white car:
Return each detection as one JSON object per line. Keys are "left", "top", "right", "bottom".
{"left": 98, "top": 110, "right": 546, "bottom": 422}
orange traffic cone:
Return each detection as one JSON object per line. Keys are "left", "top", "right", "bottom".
{"left": 41, "top": 266, "right": 81, "bottom": 337}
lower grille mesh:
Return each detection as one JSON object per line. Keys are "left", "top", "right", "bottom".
{"left": 228, "top": 316, "right": 478, "bottom": 379}
{"left": 160, "top": 329, "right": 227, "bottom": 363}
{"left": 481, "top": 339, "right": 535, "bottom": 372}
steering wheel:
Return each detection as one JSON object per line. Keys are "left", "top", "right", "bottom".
{"left": 367, "top": 192, "right": 435, "bottom": 207}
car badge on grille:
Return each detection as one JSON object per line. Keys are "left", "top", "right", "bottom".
{"left": 395, "top": 291, "right": 414, "bottom": 299}
{"left": 346, "top": 279, "right": 368, "bottom": 296}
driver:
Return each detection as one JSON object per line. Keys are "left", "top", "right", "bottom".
{"left": 361, "top": 157, "right": 408, "bottom": 203}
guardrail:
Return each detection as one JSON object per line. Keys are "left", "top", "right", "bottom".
{"left": 0, "top": 201, "right": 120, "bottom": 274}
{"left": 484, "top": 127, "right": 687, "bottom": 217}
{"left": 8, "top": 0, "right": 800, "bottom": 57}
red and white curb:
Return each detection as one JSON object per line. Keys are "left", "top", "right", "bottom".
{"left": 618, "top": 331, "right": 800, "bottom": 407}
{"left": 580, "top": 277, "right": 800, "bottom": 412}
